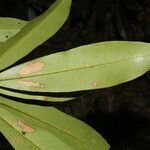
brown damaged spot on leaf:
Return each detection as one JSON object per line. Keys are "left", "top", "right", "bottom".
{"left": 44, "top": 96, "right": 49, "bottom": 101}
{"left": 17, "top": 120, "right": 35, "bottom": 134}
{"left": 44, "top": 96, "right": 54, "bottom": 101}
{"left": 18, "top": 80, "right": 44, "bottom": 88}
{"left": 19, "top": 61, "right": 45, "bottom": 76}
{"left": 91, "top": 81, "right": 98, "bottom": 87}
{"left": 79, "top": 79, "right": 86, "bottom": 83}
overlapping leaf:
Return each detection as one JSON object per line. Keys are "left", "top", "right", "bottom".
{"left": 0, "top": 0, "right": 71, "bottom": 70}
{"left": 0, "top": 17, "right": 27, "bottom": 42}
{"left": 0, "top": 41, "right": 149, "bottom": 93}
{"left": 0, "top": 88, "right": 73, "bottom": 102}
{"left": 0, "top": 96, "right": 109, "bottom": 150}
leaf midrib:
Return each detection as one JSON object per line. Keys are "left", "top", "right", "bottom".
{"left": 0, "top": 102, "right": 94, "bottom": 150}
{"left": 0, "top": 110, "right": 41, "bottom": 150}
{"left": 0, "top": 55, "right": 149, "bottom": 81}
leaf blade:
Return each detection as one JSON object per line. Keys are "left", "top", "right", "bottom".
{"left": 0, "top": 0, "right": 71, "bottom": 70}
{"left": 0, "top": 88, "right": 73, "bottom": 102}
{"left": 0, "top": 17, "right": 27, "bottom": 42}
{"left": 0, "top": 41, "right": 149, "bottom": 92}
{"left": 0, "top": 96, "right": 109, "bottom": 150}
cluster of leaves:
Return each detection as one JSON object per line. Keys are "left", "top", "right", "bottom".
{"left": 0, "top": 0, "right": 150, "bottom": 149}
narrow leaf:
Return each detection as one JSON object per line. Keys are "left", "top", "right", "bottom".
{"left": 0, "top": 0, "right": 72, "bottom": 70}
{"left": 0, "top": 41, "right": 149, "bottom": 92}
{"left": 0, "top": 96, "right": 109, "bottom": 150}
{"left": 0, "top": 88, "right": 73, "bottom": 102}
{"left": 0, "top": 17, "right": 27, "bottom": 42}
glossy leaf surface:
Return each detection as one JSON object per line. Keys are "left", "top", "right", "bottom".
{"left": 0, "top": 41, "right": 149, "bottom": 92}
{"left": 0, "top": 0, "right": 71, "bottom": 70}
{"left": 0, "top": 17, "right": 27, "bottom": 42}
{"left": 0, "top": 96, "right": 109, "bottom": 150}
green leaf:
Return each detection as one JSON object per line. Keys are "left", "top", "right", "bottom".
{"left": 0, "top": 96, "right": 109, "bottom": 150}
{"left": 0, "top": 88, "right": 73, "bottom": 102}
{"left": 0, "top": 0, "right": 72, "bottom": 70}
{"left": 0, "top": 41, "right": 149, "bottom": 92}
{"left": 0, "top": 17, "right": 27, "bottom": 42}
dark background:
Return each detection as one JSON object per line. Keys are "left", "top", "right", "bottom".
{"left": 0, "top": 0, "right": 150, "bottom": 149}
